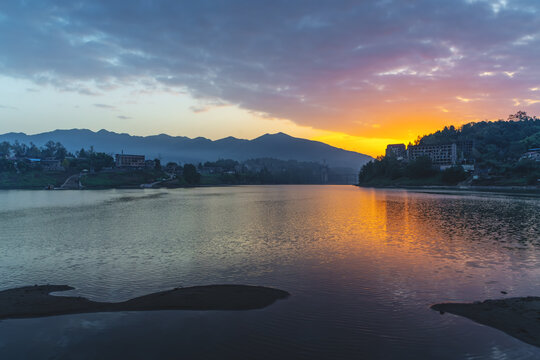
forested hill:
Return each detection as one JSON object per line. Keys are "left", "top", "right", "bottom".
{"left": 418, "top": 111, "right": 540, "bottom": 165}
{"left": 358, "top": 112, "right": 540, "bottom": 187}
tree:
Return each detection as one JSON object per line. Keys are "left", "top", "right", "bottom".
{"left": 0, "top": 141, "right": 10, "bottom": 157}
{"left": 42, "top": 141, "right": 56, "bottom": 158}
{"left": 183, "top": 163, "right": 201, "bottom": 184}
{"left": 54, "top": 142, "right": 67, "bottom": 160}
{"left": 154, "top": 158, "right": 161, "bottom": 170}
{"left": 11, "top": 141, "right": 28, "bottom": 158}
{"left": 441, "top": 166, "right": 468, "bottom": 185}
{"left": 406, "top": 156, "right": 436, "bottom": 178}
{"left": 77, "top": 148, "right": 88, "bottom": 158}
{"left": 26, "top": 142, "right": 41, "bottom": 158}
{"left": 90, "top": 152, "right": 114, "bottom": 171}
{"left": 0, "top": 159, "right": 15, "bottom": 171}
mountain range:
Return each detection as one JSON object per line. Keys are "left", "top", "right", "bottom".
{"left": 0, "top": 129, "right": 372, "bottom": 170}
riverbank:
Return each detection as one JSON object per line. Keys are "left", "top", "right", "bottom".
{"left": 0, "top": 170, "right": 339, "bottom": 190}
{"left": 432, "top": 297, "right": 540, "bottom": 348}
{"left": 0, "top": 284, "right": 290, "bottom": 319}
{"left": 0, "top": 171, "right": 69, "bottom": 190}
{"left": 356, "top": 184, "right": 540, "bottom": 195}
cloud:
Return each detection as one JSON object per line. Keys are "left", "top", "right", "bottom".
{"left": 94, "top": 103, "right": 115, "bottom": 109}
{"left": 0, "top": 104, "right": 17, "bottom": 110}
{"left": 117, "top": 115, "right": 131, "bottom": 119}
{"left": 189, "top": 98, "right": 229, "bottom": 113}
{"left": 1, "top": 0, "right": 540, "bottom": 137}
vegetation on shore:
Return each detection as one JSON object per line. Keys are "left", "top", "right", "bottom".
{"left": 0, "top": 139, "right": 345, "bottom": 189}
{"left": 358, "top": 112, "right": 540, "bottom": 187}
{"left": 80, "top": 170, "right": 167, "bottom": 188}
{"left": 0, "top": 171, "right": 68, "bottom": 189}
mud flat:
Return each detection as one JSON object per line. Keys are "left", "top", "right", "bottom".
{"left": 432, "top": 297, "right": 540, "bottom": 348}
{"left": 0, "top": 284, "right": 290, "bottom": 320}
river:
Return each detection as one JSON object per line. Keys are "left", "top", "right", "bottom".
{"left": 0, "top": 186, "right": 539, "bottom": 359}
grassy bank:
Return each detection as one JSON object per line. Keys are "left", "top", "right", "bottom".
{"left": 80, "top": 170, "right": 166, "bottom": 188}
{"left": 0, "top": 171, "right": 69, "bottom": 189}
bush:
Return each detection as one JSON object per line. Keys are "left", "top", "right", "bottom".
{"left": 441, "top": 166, "right": 468, "bottom": 185}
{"left": 406, "top": 156, "right": 436, "bottom": 178}
{"left": 183, "top": 164, "right": 201, "bottom": 184}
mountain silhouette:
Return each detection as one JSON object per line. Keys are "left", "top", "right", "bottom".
{"left": 0, "top": 129, "right": 372, "bottom": 170}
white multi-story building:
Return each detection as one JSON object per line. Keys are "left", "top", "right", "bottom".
{"left": 115, "top": 154, "right": 145, "bottom": 168}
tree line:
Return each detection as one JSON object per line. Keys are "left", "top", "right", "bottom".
{"left": 0, "top": 140, "right": 115, "bottom": 172}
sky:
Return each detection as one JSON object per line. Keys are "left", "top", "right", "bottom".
{"left": 0, "top": 0, "right": 539, "bottom": 156}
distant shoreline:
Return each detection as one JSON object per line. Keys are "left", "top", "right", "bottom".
{"left": 0, "top": 183, "right": 346, "bottom": 191}
{"left": 0, "top": 183, "right": 539, "bottom": 193}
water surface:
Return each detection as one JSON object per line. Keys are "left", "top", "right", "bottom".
{"left": 0, "top": 186, "right": 539, "bottom": 359}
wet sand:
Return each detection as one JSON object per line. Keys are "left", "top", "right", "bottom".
{"left": 0, "top": 284, "right": 290, "bottom": 320}
{"left": 432, "top": 297, "right": 540, "bottom": 348}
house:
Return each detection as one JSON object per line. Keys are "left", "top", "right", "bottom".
{"left": 41, "top": 158, "right": 64, "bottom": 171}
{"left": 115, "top": 154, "right": 145, "bottom": 168}
{"left": 385, "top": 144, "right": 406, "bottom": 160}
{"left": 24, "top": 158, "right": 41, "bottom": 167}
{"left": 520, "top": 148, "right": 540, "bottom": 162}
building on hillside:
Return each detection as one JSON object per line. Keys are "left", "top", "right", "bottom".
{"left": 520, "top": 148, "right": 540, "bottom": 162}
{"left": 386, "top": 140, "right": 474, "bottom": 170}
{"left": 24, "top": 158, "right": 41, "bottom": 167}
{"left": 385, "top": 144, "right": 407, "bottom": 159}
{"left": 41, "top": 158, "right": 64, "bottom": 171}
{"left": 115, "top": 154, "right": 145, "bottom": 168}
{"left": 407, "top": 141, "right": 474, "bottom": 169}
{"left": 407, "top": 143, "right": 457, "bottom": 166}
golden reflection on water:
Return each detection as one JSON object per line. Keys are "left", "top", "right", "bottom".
{"left": 266, "top": 186, "right": 540, "bottom": 303}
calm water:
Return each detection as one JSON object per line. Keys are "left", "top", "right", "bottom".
{"left": 0, "top": 186, "right": 539, "bottom": 359}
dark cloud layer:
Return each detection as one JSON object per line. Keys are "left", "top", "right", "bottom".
{"left": 1, "top": 0, "right": 539, "bottom": 134}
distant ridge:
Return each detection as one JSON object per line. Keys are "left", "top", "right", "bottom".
{"left": 0, "top": 129, "right": 372, "bottom": 170}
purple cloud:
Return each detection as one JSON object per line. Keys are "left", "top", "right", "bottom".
{"left": 0, "top": 0, "right": 539, "bottom": 137}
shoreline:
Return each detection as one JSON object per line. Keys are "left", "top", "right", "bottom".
{"left": 0, "top": 284, "right": 290, "bottom": 320}
{"left": 1, "top": 183, "right": 538, "bottom": 194}
{"left": 356, "top": 184, "right": 540, "bottom": 195}
{"left": 0, "top": 183, "right": 352, "bottom": 191}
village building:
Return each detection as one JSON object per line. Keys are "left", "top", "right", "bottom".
{"left": 385, "top": 140, "right": 474, "bottom": 170}
{"left": 385, "top": 144, "right": 407, "bottom": 159}
{"left": 41, "top": 158, "right": 64, "bottom": 171}
{"left": 520, "top": 148, "right": 540, "bottom": 162}
{"left": 115, "top": 154, "right": 145, "bottom": 168}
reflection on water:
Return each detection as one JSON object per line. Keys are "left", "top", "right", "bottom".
{"left": 0, "top": 186, "right": 539, "bottom": 359}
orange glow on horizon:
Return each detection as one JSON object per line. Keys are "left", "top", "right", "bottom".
{"left": 309, "top": 112, "right": 473, "bottom": 157}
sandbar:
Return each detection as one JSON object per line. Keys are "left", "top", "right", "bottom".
{"left": 0, "top": 284, "right": 290, "bottom": 320}
{"left": 431, "top": 297, "right": 540, "bottom": 348}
